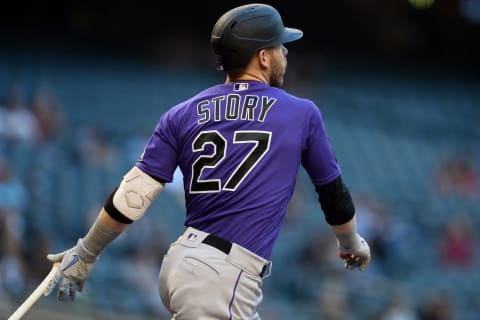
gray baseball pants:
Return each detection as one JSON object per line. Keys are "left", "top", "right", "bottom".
{"left": 158, "top": 227, "right": 272, "bottom": 320}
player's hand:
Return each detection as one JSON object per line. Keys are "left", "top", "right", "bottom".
{"left": 45, "top": 239, "right": 97, "bottom": 301}
{"left": 337, "top": 234, "right": 371, "bottom": 271}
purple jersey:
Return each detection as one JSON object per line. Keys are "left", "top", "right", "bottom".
{"left": 136, "top": 80, "right": 340, "bottom": 259}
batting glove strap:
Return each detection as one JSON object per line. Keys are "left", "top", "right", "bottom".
{"left": 76, "top": 238, "right": 99, "bottom": 263}
{"left": 336, "top": 231, "right": 363, "bottom": 252}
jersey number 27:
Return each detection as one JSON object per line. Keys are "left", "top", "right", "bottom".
{"left": 190, "top": 130, "right": 271, "bottom": 193}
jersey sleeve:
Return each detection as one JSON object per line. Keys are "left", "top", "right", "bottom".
{"left": 301, "top": 105, "right": 341, "bottom": 186}
{"left": 135, "top": 112, "right": 178, "bottom": 183}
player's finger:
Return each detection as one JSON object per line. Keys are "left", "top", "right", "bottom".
{"left": 359, "top": 257, "right": 371, "bottom": 271}
{"left": 345, "top": 256, "right": 361, "bottom": 269}
{"left": 58, "top": 279, "right": 68, "bottom": 301}
{"left": 69, "top": 281, "right": 76, "bottom": 301}
{"left": 47, "top": 251, "right": 66, "bottom": 263}
{"left": 77, "top": 280, "right": 84, "bottom": 292}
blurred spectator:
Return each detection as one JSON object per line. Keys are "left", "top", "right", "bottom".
{"left": 377, "top": 292, "right": 418, "bottom": 320}
{"left": 23, "top": 232, "right": 53, "bottom": 286}
{"left": 74, "top": 125, "right": 121, "bottom": 170}
{"left": 437, "top": 213, "right": 476, "bottom": 269}
{"left": 121, "top": 232, "right": 170, "bottom": 317}
{"left": 0, "top": 156, "right": 28, "bottom": 296}
{"left": 433, "top": 155, "right": 479, "bottom": 198}
{"left": 299, "top": 233, "right": 343, "bottom": 276}
{"left": 29, "top": 87, "right": 66, "bottom": 144}
{"left": 0, "top": 156, "right": 27, "bottom": 213}
{"left": 0, "top": 85, "right": 40, "bottom": 145}
{"left": 294, "top": 232, "right": 346, "bottom": 302}
{"left": 417, "top": 293, "right": 455, "bottom": 320}
{"left": 353, "top": 192, "right": 420, "bottom": 276}
{"left": 312, "top": 279, "right": 353, "bottom": 320}
{"left": 353, "top": 193, "right": 390, "bottom": 271}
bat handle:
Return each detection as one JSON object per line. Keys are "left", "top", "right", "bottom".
{"left": 8, "top": 262, "right": 60, "bottom": 320}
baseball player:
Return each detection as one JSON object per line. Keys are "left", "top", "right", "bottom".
{"left": 46, "top": 3, "right": 371, "bottom": 319}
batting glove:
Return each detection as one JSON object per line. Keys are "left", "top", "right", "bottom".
{"left": 336, "top": 233, "right": 371, "bottom": 271}
{"left": 46, "top": 238, "right": 97, "bottom": 301}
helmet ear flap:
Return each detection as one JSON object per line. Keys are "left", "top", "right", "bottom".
{"left": 211, "top": 15, "right": 236, "bottom": 71}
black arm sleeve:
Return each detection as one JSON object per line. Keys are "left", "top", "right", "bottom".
{"left": 103, "top": 187, "right": 134, "bottom": 224}
{"left": 315, "top": 176, "right": 355, "bottom": 225}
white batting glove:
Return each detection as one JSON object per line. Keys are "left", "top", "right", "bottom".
{"left": 336, "top": 233, "right": 371, "bottom": 271}
{"left": 46, "top": 238, "right": 97, "bottom": 301}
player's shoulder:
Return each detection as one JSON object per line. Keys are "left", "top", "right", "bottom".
{"left": 274, "top": 87, "right": 320, "bottom": 113}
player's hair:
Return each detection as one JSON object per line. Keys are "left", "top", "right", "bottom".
{"left": 211, "top": 3, "right": 303, "bottom": 72}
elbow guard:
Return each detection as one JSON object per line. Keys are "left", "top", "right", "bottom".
{"left": 315, "top": 176, "right": 355, "bottom": 225}
{"left": 104, "top": 166, "right": 164, "bottom": 223}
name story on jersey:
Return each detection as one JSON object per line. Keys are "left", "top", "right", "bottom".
{"left": 196, "top": 94, "right": 277, "bottom": 124}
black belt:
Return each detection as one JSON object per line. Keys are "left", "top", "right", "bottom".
{"left": 201, "top": 233, "right": 271, "bottom": 278}
{"left": 202, "top": 234, "right": 232, "bottom": 255}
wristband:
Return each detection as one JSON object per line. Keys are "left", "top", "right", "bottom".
{"left": 336, "top": 231, "right": 362, "bottom": 251}
{"left": 80, "top": 217, "right": 121, "bottom": 261}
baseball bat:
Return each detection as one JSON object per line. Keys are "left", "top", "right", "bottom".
{"left": 8, "top": 262, "right": 60, "bottom": 320}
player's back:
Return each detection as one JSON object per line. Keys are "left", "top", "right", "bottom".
{"left": 140, "top": 80, "right": 339, "bottom": 259}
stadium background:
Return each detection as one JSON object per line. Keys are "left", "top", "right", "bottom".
{"left": 0, "top": 0, "right": 479, "bottom": 319}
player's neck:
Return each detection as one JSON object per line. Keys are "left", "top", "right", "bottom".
{"left": 226, "top": 71, "right": 268, "bottom": 85}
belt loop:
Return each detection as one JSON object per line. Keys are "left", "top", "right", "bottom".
{"left": 260, "top": 261, "right": 272, "bottom": 279}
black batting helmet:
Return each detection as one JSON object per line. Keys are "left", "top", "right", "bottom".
{"left": 211, "top": 3, "right": 303, "bottom": 72}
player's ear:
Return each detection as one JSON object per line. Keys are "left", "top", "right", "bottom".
{"left": 257, "top": 49, "right": 270, "bottom": 69}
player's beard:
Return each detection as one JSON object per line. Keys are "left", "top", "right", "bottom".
{"left": 269, "top": 56, "right": 286, "bottom": 88}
